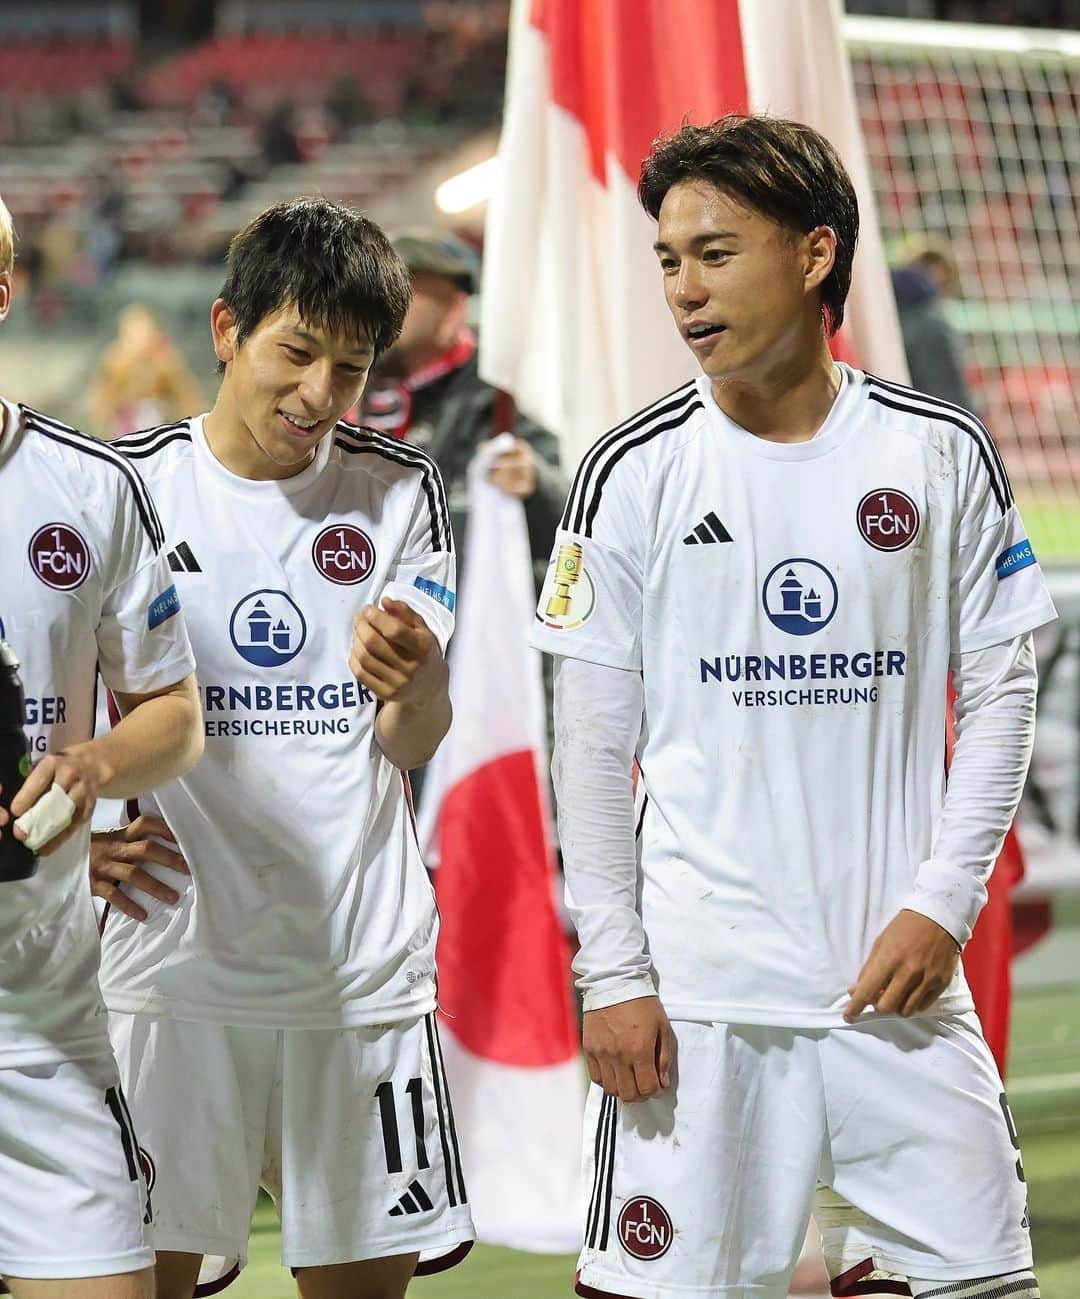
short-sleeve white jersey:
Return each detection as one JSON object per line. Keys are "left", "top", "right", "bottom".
{"left": 0, "top": 399, "right": 195, "bottom": 1066}
{"left": 97, "top": 415, "right": 456, "bottom": 1028}
{"left": 532, "top": 365, "right": 1057, "bottom": 1027}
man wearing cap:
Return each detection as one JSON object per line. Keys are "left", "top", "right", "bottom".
{"left": 359, "top": 230, "right": 567, "bottom": 589}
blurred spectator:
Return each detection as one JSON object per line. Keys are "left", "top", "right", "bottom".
{"left": 108, "top": 74, "right": 144, "bottom": 113}
{"left": 192, "top": 77, "right": 239, "bottom": 129}
{"left": 359, "top": 229, "right": 568, "bottom": 590}
{"left": 88, "top": 303, "right": 204, "bottom": 438}
{"left": 326, "top": 74, "right": 370, "bottom": 133}
{"left": 891, "top": 242, "right": 974, "bottom": 409}
{"left": 33, "top": 212, "right": 81, "bottom": 324}
{"left": 83, "top": 172, "right": 126, "bottom": 281}
{"left": 259, "top": 102, "right": 302, "bottom": 168}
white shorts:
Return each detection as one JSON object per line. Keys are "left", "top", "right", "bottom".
{"left": 0, "top": 1053, "right": 154, "bottom": 1281}
{"left": 577, "top": 1013, "right": 1032, "bottom": 1299}
{"left": 109, "top": 1011, "right": 474, "bottom": 1293}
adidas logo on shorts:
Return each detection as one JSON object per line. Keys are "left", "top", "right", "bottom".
{"left": 389, "top": 1180, "right": 433, "bottom": 1216}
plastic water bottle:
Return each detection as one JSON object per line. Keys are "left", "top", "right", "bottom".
{"left": 0, "top": 641, "right": 37, "bottom": 881}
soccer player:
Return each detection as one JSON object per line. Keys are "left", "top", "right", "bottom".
{"left": 532, "top": 117, "right": 1054, "bottom": 1299}
{"left": 0, "top": 194, "right": 202, "bottom": 1297}
{"left": 91, "top": 199, "right": 473, "bottom": 1299}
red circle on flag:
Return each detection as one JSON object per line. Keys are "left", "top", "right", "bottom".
{"left": 857, "top": 489, "right": 920, "bottom": 552}
{"left": 28, "top": 523, "right": 91, "bottom": 590}
{"left": 312, "top": 525, "right": 376, "bottom": 585}
{"left": 618, "top": 1197, "right": 674, "bottom": 1261}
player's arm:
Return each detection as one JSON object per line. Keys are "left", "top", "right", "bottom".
{"left": 845, "top": 633, "right": 1036, "bottom": 1020}
{"left": 553, "top": 654, "right": 672, "bottom": 1102}
{"left": 350, "top": 599, "right": 452, "bottom": 770}
{"left": 4, "top": 675, "right": 203, "bottom": 858}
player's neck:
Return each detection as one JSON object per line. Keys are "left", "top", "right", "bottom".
{"left": 204, "top": 390, "right": 318, "bottom": 482}
{"left": 709, "top": 341, "right": 841, "bottom": 444}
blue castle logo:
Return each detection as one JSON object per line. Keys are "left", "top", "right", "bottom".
{"left": 229, "top": 590, "right": 308, "bottom": 667}
{"left": 762, "top": 559, "right": 838, "bottom": 636}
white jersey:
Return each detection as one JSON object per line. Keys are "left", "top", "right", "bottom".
{"left": 0, "top": 399, "right": 194, "bottom": 1067}
{"left": 532, "top": 366, "right": 1057, "bottom": 1026}
{"left": 98, "top": 415, "right": 456, "bottom": 1028}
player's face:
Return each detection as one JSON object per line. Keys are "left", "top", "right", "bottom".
{"left": 655, "top": 182, "right": 831, "bottom": 385}
{"left": 212, "top": 300, "right": 375, "bottom": 471}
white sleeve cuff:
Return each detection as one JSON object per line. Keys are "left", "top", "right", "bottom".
{"left": 582, "top": 976, "right": 660, "bottom": 1014}
{"left": 901, "top": 858, "right": 988, "bottom": 949}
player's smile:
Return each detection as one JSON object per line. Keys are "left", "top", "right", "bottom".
{"left": 276, "top": 409, "right": 328, "bottom": 440}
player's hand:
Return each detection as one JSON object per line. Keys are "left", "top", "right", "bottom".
{"left": 90, "top": 816, "right": 188, "bottom": 922}
{"left": 583, "top": 995, "right": 673, "bottom": 1102}
{"left": 8, "top": 749, "right": 105, "bottom": 856}
{"left": 843, "top": 908, "right": 961, "bottom": 1021}
{"left": 349, "top": 599, "right": 445, "bottom": 705}
{"left": 485, "top": 436, "right": 537, "bottom": 500}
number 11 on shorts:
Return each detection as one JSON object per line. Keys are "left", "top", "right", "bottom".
{"left": 375, "top": 1078, "right": 430, "bottom": 1174}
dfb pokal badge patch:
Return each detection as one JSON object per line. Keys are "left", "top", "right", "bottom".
{"left": 536, "top": 542, "right": 595, "bottom": 632}
{"left": 312, "top": 525, "right": 376, "bottom": 585}
{"left": 29, "top": 523, "right": 90, "bottom": 591}
{"left": 857, "top": 489, "right": 920, "bottom": 552}
{"left": 618, "top": 1196, "right": 673, "bottom": 1261}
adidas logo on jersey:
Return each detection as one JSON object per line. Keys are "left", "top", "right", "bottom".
{"left": 682, "top": 512, "right": 732, "bottom": 545}
{"left": 388, "top": 1180, "right": 434, "bottom": 1216}
{"left": 166, "top": 542, "right": 201, "bottom": 573}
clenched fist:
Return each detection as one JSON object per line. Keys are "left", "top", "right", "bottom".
{"left": 349, "top": 598, "right": 445, "bottom": 705}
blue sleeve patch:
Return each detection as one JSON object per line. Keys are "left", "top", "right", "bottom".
{"left": 995, "top": 539, "right": 1037, "bottom": 581}
{"left": 148, "top": 584, "right": 181, "bottom": 629}
{"left": 414, "top": 576, "right": 456, "bottom": 612}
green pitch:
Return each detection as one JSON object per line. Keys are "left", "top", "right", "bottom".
{"left": 241, "top": 1215, "right": 577, "bottom": 1298}
{"left": 234, "top": 986, "right": 1080, "bottom": 1299}
{"left": 1017, "top": 495, "right": 1080, "bottom": 566}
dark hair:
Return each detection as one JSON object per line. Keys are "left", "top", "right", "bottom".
{"left": 218, "top": 197, "right": 411, "bottom": 365}
{"left": 638, "top": 115, "right": 859, "bottom": 334}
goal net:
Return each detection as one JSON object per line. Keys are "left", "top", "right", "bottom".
{"left": 845, "top": 16, "right": 1080, "bottom": 562}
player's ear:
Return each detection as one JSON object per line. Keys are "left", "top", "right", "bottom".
{"left": 210, "top": 298, "right": 239, "bottom": 366}
{"left": 803, "top": 225, "right": 836, "bottom": 294}
{"left": 0, "top": 271, "right": 11, "bottom": 323}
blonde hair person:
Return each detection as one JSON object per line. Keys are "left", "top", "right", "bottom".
{"left": 0, "top": 194, "right": 14, "bottom": 276}
{"left": 89, "top": 304, "right": 205, "bottom": 439}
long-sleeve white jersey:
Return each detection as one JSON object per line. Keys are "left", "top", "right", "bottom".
{"left": 0, "top": 398, "right": 195, "bottom": 1065}
{"left": 531, "top": 365, "right": 1057, "bottom": 1027}
{"left": 97, "top": 415, "right": 455, "bottom": 1028}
